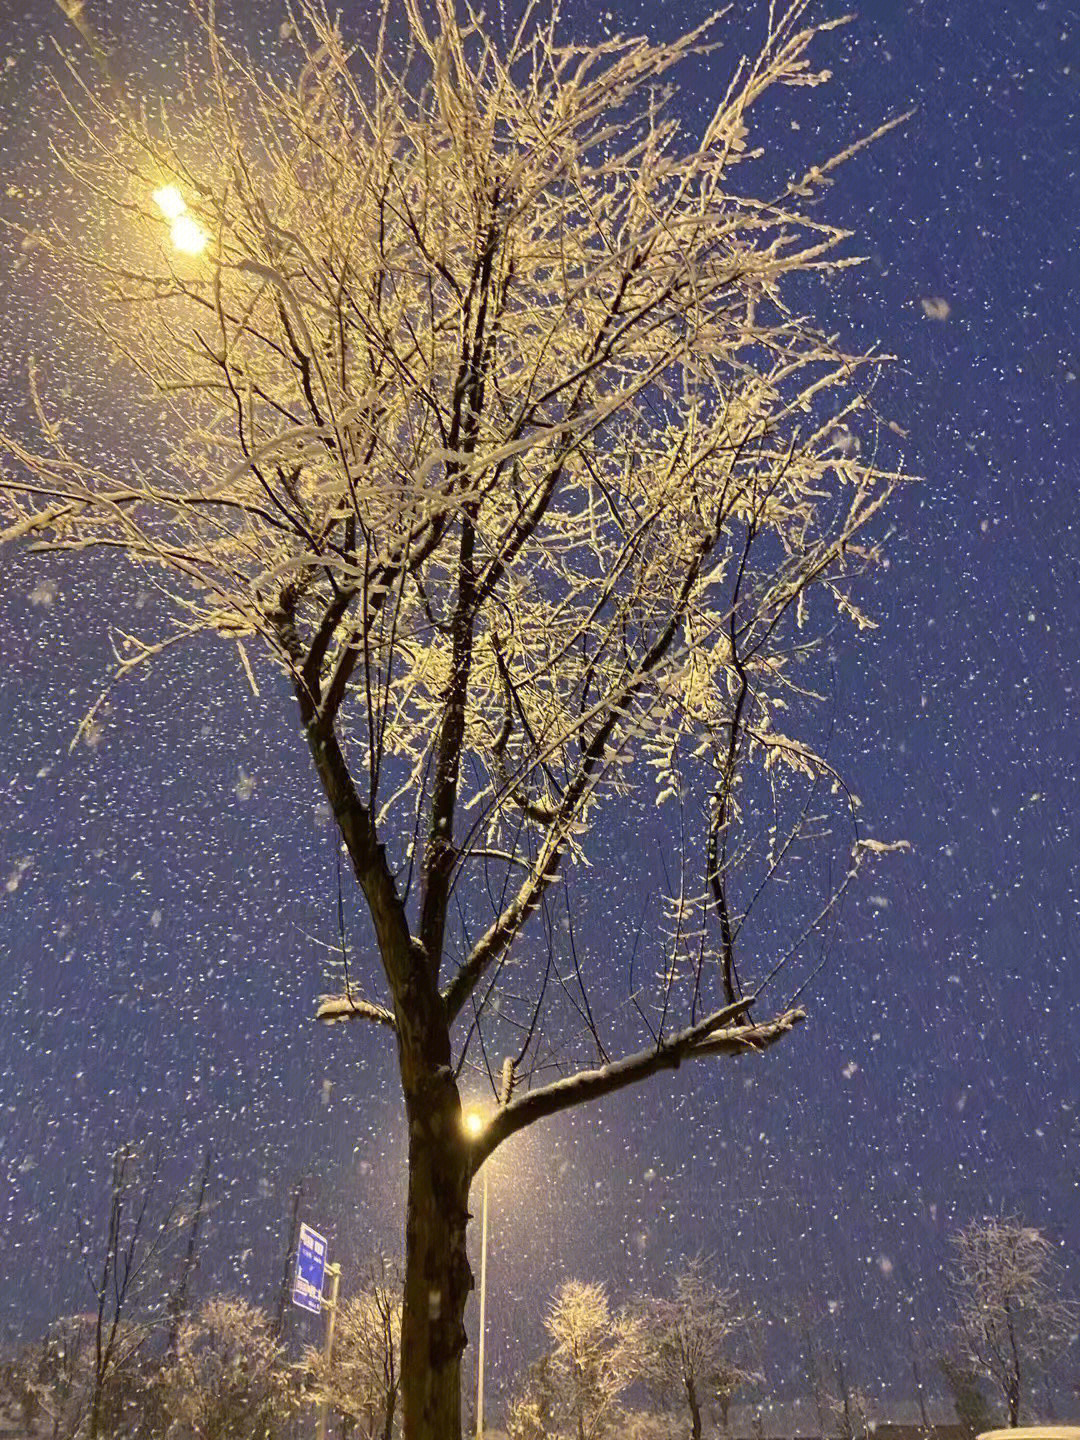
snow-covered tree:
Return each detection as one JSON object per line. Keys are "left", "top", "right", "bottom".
{"left": 0, "top": 1347, "right": 39, "bottom": 1436}
{"left": 305, "top": 1263, "right": 402, "bottom": 1440}
{"left": 3, "top": 2, "right": 912, "bottom": 1435}
{"left": 156, "top": 1297, "right": 296, "bottom": 1440}
{"left": 950, "top": 1218, "right": 1076, "bottom": 1427}
{"left": 8, "top": 1313, "right": 146, "bottom": 1440}
{"left": 15, "top": 1317, "right": 97, "bottom": 1440}
{"left": 550, "top": 1282, "right": 633, "bottom": 1440}
{"left": 506, "top": 1356, "right": 561, "bottom": 1440}
{"left": 508, "top": 1280, "right": 639, "bottom": 1440}
{"left": 629, "top": 1261, "right": 759, "bottom": 1440}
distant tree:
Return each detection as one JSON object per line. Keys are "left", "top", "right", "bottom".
{"left": 621, "top": 1413, "right": 680, "bottom": 1440}
{"left": 0, "top": 1350, "right": 35, "bottom": 1434}
{"left": 549, "top": 1281, "right": 630, "bottom": 1440}
{"left": 7, "top": 2, "right": 912, "bottom": 1435}
{"left": 166, "top": 1144, "right": 216, "bottom": 1355}
{"left": 10, "top": 1312, "right": 146, "bottom": 1440}
{"left": 799, "top": 1324, "right": 832, "bottom": 1440}
{"left": 629, "top": 1260, "right": 758, "bottom": 1440}
{"left": 795, "top": 1312, "right": 857, "bottom": 1440}
{"left": 939, "top": 1354, "right": 996, "bottom": 1440}
{"left": 71, "top": 1143, "right": 191, "bottom": 1439}
{"left": 794, "top": 1322, "right": 872, "bottom": 1440}
{"left": 508, "top": 1281, "right": 638, "bottom": 1440}
{"left": 908, "top": 1351, "right": 932, "bottom": 1434}
{"left": 825, "top": 1357, "right": 872, "bottom": 1440}
{"left": 22, "top": 1316, "right": 96, "bottom": 1440}
{"left": 506, "top": 1356, "right": 560, "bottom": 1440}
{"left": 156, "top": 1297, "right": 297, "bottom": 1440}
{"left": 950, "top": 1219, "right": 1077, "bottom": 1427}
{"left": 306, "top": 1262, "right": 402, "bottom": 1440}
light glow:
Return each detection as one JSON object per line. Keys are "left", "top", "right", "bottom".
{"left": 152, "top": 185, "right": 187, "bottom": 221}
{"left": 152, "top": 186, "right": 209, "bottom": 255}
{"left": 463, "top": 1108, "right": 485, "bottom": 1137}
{"left": 170, "top": 213, "right": 209, "bottom": 256}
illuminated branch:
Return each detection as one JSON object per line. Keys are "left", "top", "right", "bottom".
{"left": 475, "top": 1003, "right": 805, "bottom": 1165}
{"left": 316, "top": 993, "right": 398, "bottom": 1029}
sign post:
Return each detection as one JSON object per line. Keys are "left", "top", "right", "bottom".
{"left": 315, "top": 1263, "right": 342, "bottom": 1440}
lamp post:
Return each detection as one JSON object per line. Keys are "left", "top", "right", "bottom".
{"left": 464, "top": 1109, "right": 489, "bottom": 1440}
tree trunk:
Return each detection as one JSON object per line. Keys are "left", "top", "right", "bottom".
{"left": 1006, "top": 1302, "right": 1022, "bottom": 1428}
{"left": 400, "top": 1090, "right": 473, "bottom": 1440}
{"left": 686, "top": 1375, "right": 703, "bottom": 1440}
{"left": 913, "top": 1359, "right": 930, "bottom": 1433}
{"left": 837, "top": 1355, "right": 853, "bottom": 1440}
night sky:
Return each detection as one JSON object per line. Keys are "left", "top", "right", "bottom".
{"left": 1, "top": 0, "right": 1079, "bottom": 1418}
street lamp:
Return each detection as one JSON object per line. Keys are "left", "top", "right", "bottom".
{"left": 152, "top": 185, "right": 209, "bottom": 256}
{"left": 464, "top": 1108, "right": 489, "bottom": 1440}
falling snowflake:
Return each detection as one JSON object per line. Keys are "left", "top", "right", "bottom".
{"left": 28, "top": 577, "right": 58, "bottom": 607}
{"left": 920, "top": 296, "right": 951, "bottom": 320}
{"left": 4, "top": 858, "right": 32, "bottom": 893}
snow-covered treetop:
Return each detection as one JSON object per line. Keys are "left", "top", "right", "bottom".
{"left": 1, "top": 0, "right": 911, "bottom": 1101}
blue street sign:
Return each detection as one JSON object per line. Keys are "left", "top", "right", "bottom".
{"left": 291, "top": 1222, "right": 328, "bottom": 1314}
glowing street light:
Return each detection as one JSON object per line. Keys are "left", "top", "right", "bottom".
{"left": 463, "top": 1107, "right": 490, "bottom": 1440}
{"left": 152, "top": 184, "right": 208, "bottom": 256}
{"left": 152, "top": 185, "right": 186, "bottom": 220}
{"left": 169, "top": 213, "right": 209, "bottom": 255}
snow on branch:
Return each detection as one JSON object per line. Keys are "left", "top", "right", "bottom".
{"left": 475, "top": 1003, "right": 805, "bottom": 1163}
{"left": 315, "top": 993, "right": 397, "bottom": 1028}
{"left": 3, "top": 0, "right": 914, "bottom": 1099}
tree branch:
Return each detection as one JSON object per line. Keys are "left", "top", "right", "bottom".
{"left": 316, "top": 993, "right": 398, "bottom": 1029}
{"left": 474, "top": 1003, "right": 804, "bottom": 1164}
{"left": 275, "top": 597, "right": 418, "bottom": 1015}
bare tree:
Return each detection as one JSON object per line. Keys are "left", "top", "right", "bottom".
{"left": 156, "top": 1297, "right": 297, "bottom": 1440}
{"left": 2, "top": 2, "right": 912, "bottom": 1435}
{"left": 167, "top": 1144, "right": 216, "bottom": 1355}
{"left": 11, "top": 1145, "right": 210, "bottom": 1440}
{"left": 950, "top": 1218, "right": 1076, "bottom": 1427}
{"left": 826, "top": 1356, "right": 872, "bottom": 1440}
{"left": 77, "top": 1144, "right": 193, "bottom": 1439}
{"left": 630, "top": 1261, "right": 759, "bottom": 1440}
{"left": 306, "top": 1262, "right": 402, "bottom": 1440}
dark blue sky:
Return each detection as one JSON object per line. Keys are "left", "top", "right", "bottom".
{"left": 1, "top": 0, "right": 1078, "bottom": 1414}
